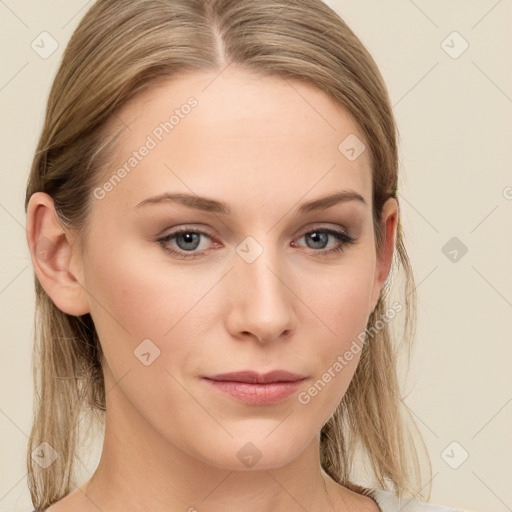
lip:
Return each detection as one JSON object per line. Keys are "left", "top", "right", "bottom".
{"left": 204, "top": 370, "right": 307, "bottom": 384}
{"left": 202, "top": 370, "right": 308, "bottom": 405}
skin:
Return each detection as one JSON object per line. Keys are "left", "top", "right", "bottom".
{"left": 27, "top": 66, "right": 397, "bottom": 512}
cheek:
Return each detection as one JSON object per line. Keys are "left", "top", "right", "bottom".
{"left": 296, "top": 259, "right": 375, "bottom": 404}
{"left": 82, "top": 235, "right": 230, "bottom": 390}
{"left": 299, "top": 258, "right": 375, "bottom": 341}
{"left": 84, "top": 253, "right": 167, "bottom": 341}
{"left": 82, "top": 237, "right": 192, "bottom": 361}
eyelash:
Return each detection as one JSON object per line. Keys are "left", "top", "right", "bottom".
{"left": 157, "top": 227, "right": 356, "bottom": 260}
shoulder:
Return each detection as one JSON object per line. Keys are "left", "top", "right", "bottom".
{"left": 367, "top": 489, "right": 470, "bottom": 512}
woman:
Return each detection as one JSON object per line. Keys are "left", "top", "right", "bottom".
{"left": 24, "top": 1, "right": 467, "bottom": 510}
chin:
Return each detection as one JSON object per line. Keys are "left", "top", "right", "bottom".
{"left": 188, "top": 432, "right": 310, "bottom": 471}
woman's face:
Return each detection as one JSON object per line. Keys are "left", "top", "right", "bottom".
{"left": 71, "top": 66, "right": 396, "bottom": 470}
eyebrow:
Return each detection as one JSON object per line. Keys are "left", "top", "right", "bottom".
{"left": 135, "top": 190, "right": 367, "bottom": 214}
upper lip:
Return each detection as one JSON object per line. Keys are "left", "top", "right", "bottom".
{"left": 203, "top": 370, "right": 307, "bottom": 384}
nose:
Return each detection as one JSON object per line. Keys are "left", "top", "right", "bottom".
{"left": 225, "top": 248, "right": 297, "bottom": 344}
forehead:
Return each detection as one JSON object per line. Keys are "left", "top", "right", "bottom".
{"left": 95, "top": 66, "right": 372, "bottom": 213}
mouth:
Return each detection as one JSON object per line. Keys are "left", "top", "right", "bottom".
{"left": 201, "top": 370, "right": 308, "bottom": 406}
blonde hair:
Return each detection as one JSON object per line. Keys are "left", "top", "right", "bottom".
{"left": 24, "top": 0, "right": 431, "bottom": 509}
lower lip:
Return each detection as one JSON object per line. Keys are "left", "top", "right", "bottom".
{"left": 203, "top": 378, "right": 306, "bottom": 405}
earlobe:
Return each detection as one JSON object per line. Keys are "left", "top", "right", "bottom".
{"left": 368, "top": 197, "right": 399, "bottom": 314}
{"left": 26, "top": 192, "right": 90, "bottom": 316}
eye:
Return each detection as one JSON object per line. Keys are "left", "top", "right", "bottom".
{"left": 158, "top": 228, "right": 215, "bottom": 259}
{"left": 293, "top": 228, "right": 356, "bottom": 255}
{"left": 157, "top": 226, "right": 357, "bottom": 260}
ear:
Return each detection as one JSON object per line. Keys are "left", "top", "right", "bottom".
{"left": 368, "top": 197, "right": 398, "bottom": 315}
{"left": 26, "top": 192, "right": 90, "bottom": 316}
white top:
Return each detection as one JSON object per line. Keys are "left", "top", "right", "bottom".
{"left": 369, "top": 489, "right": 469, "bottom": 512}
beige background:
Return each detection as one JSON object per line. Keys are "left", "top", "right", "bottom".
{"left": 1, "top": 1, "right": 511, "bottom": 511}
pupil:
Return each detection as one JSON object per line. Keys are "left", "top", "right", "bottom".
{"left": 308, "top": 232, "right": 327, "bottom": 249}
{"left": 178, "top": 232, "right": 200, "bottom": 250}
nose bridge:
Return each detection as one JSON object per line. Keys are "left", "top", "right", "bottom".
{"left": 229, "top": 237, "right": 296, "bottom": 342}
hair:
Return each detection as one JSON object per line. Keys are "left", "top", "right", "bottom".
{"left": 24, "top": 0, "right": 431, "bottom": 509}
